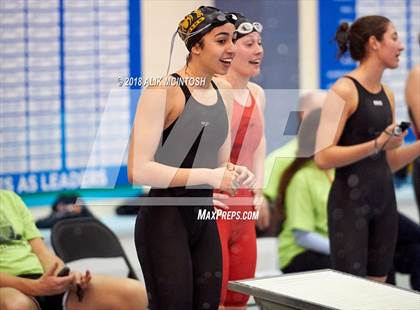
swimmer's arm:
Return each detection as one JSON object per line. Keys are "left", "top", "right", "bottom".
{"left": 386, "top": 141, "right": 420, "bottom": 172}
{"left": 250, "top": 84, "right": 267, "bottom": 193}
{"left": 252, "top": 138, "right": 266, "bottom": 194}
{"left": 128, "top": 86, "right": 212, "bottom": 188}
{"left": 315, "top": 79, "right": 378, "bottom": 170}
{"left": 385, "top": 87, "right": 420, "bottom": 172}
{"left": 250, "top": 85, "right": 270, "bottom": 226}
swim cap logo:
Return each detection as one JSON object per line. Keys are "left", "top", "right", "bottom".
{"left": 189, "top": 17, "right": 205, "bottom": 33}
{"left": 179, "top": 8, "right": 206, "bottom": 37}
{"left": 180, "top": 15, "right": 193, "bottom": 32}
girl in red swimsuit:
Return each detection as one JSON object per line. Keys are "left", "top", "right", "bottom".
{"left": 216, "top": 13, "right": 266, "bottom": 309}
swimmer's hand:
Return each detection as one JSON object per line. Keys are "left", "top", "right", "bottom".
{"left": 210, "top": 164, "right": 239, "bottom": 196}
{"left": 213, "top": 192, "right": 230, "bottom": 210}
{"left": 234, "top": 165, "right": 256, "bottom": 189}
{"left": 376, "top": 124, "right": 407, "bottom": 151}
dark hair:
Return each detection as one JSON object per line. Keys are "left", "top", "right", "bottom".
{"left": 52, "top": 193, "right": 80, "bottom": 211}
{"left": 185, "top": 38, "right": 205, "bottom": 68}
{"left": 276, "top": 108, "right": 322, "bottom": 220}
{"left": 335, "top": 15, "right": 390, "bottom": 60}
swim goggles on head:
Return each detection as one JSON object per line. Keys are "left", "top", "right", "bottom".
{"left": 233, "top": 21, "right": 263, "bottom": 40}
{"left": 178, "top": 10, "right": 232, "bottom": 45}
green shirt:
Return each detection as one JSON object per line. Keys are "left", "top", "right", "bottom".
{"left": 0, "top": 190, "right": 44, "bottom": 276}
{"left": 264, "top": 139, "right": 298, "bottom": 202}
{"left": 278, "top": 161, "right": 333, "bottom": 269}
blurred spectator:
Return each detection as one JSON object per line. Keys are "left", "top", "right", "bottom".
{"left": 36, "top": 193, "right": 94, "bottom": 229}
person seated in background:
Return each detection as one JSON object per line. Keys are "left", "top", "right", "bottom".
{"left": 0, "top": 190, "right": 148, "bottom": 310}
{"left": 276, "top": 108, "right": 332, "bottom": 273}
{"left": 36, "top": 193, "right": 94, "bottom": 229}
{"left": 264, "top": 91, "right": 327, "bottom": 203}
{"left": 262, "top": 91, "right": 327, "bottom": 236}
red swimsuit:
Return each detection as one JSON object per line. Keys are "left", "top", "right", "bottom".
{"left": 217, "top": 90, "right": 263, "bottom": 306}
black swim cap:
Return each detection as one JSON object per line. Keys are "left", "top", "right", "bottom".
{"left": 227, "top": 12, "right": 263, "bottom": 41}
{"left": 178, "top": 6, "right": 234, "bottom": 51}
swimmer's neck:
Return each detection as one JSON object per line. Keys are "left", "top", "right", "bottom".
{"left": 180, "top": 64, "right": 213, "bottom": 89}
{"left": 224, "top": 70, "right": 249, "bottom": 90}
{"left": 352, "top": 57, "right": 386, "bottom": 89}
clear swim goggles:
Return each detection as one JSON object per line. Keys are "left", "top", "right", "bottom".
{"left": 233, "top": 22, "right": 263, "bottom": 40}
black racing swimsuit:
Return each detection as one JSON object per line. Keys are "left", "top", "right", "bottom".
{"left": 134, "top": 73, "right": 228, "bottom": 310}
{"left": 328, "top": 76, "right": 398, "bottom": 277}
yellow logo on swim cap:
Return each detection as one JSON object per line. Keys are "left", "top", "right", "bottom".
{"left": 179, "top": 8, "right": 206, "bottom": 35}
{"left": 193, "top": 8, "right": 204, "bottom": 19}
{"left": 181, "top": 19, "right": 189, "bottom": 30}
{"left": 188, "top": 17, "right": 205, "bottom": 33}
{"left": 180, "top": 15, "right": 193, "bottom": 31}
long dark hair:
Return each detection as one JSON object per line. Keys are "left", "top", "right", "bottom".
{"left": 276, "top": 108, "right": 322, "bottom": 219}
{"left": 335, "top": 15, "right": 390, "bottom": 60}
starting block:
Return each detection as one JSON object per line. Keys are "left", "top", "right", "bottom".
{"left": 229, "top": 269, "right": 420, "bottom": 310}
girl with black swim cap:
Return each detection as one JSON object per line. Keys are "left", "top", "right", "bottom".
{"left": 315, "top": 16, "right": 420, "bottom": 283}
{"left": 128, "top": 6, "right": 255, "bottom": 310}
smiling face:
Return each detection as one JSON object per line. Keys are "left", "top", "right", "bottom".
{"left": 370, "top": 22, "right": 405, "bottom": 69}
{"left": 192, "top": 23, "right": 236, "bottom": 76}
{"left": 230, "top": 32, "right": 264, "bottom": 78}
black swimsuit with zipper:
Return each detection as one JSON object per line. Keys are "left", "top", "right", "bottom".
{"left": 135, "top": 73, "right": 228, "bottom": 310}
{"left": 328, "top": 76, "right": 398, "bottom": 277}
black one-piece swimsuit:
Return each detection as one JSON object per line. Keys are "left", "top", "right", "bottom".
{"left": 328, "top": 76, "right": 398, "bottom": 277}
{"left": 135, "top": 73, "right": 228, "bottom": 310}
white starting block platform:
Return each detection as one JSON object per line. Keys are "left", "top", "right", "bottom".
{"left": 229, "top": 269, "right": 420, "bottom": 310}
